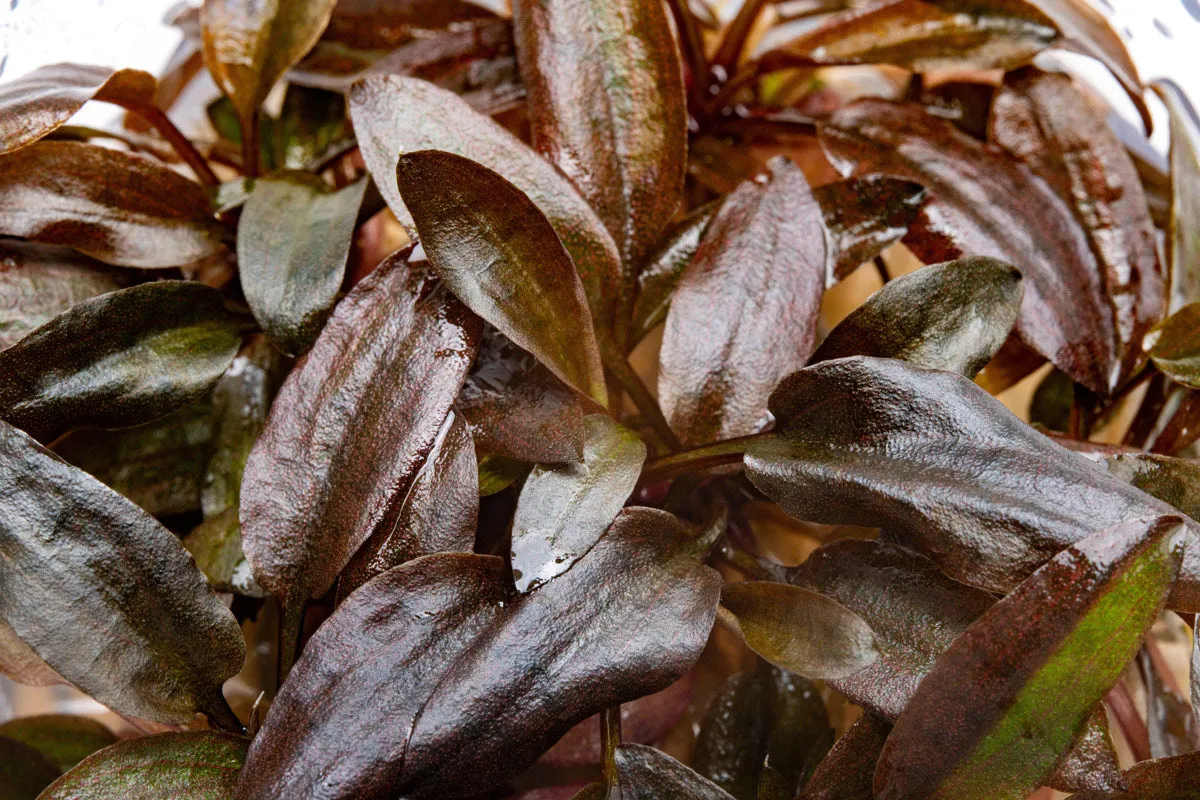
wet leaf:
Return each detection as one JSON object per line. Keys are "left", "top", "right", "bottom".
{"left": 241, "top": 253, "right": 480, "bottom": 604}
{"left": 396, "top": 149, "right": 606, "bottom": 405}
{"left": 1157, "top": 82, "right": 1200, "bottom": 312}
{"left": 874, "top": 516, "right": 1183, "bottom": 800}
{"left": 659, "top": 157, "right": 826, "bottom": 445}
{"left": 0, "top": 420, "right": 244, "bottom": 726}
{"left": 38, "top": 731, "right": 248, "bottom": 800}
{"left": 0, "top": 736, "right": 61, "bottom": 800}
{"left": 1102, "top": 452, "right": 1200, "bottom": 520}
{"left": 511, "top": 414, "right": 645, "bottom": 592}
{"left": 238, "top": 173, "right": 366, "bottom": 355}
{"left": 0, "top": 63, "right": 157, "bottom": 155}
{"left": 0, "top": 280, "right": 240, "bottom": 442}
{"left": 820, "top": 100, "right": 1119, "bottom": 394}
{"left": 991, "top": 68, "right": 1164, "bottom": 388}
{"left": 799, "top": 713, "right": 891, "bottom": 800}
{"left": 744, "top": 357, "right": 1200, "bottom": 611}
{"left": 0, "top": 618, "right": 61, "bottom": 687}
{"left": 0, "top": 141, "right": 225, "bottom": 269}
{"left": 478, "top": 453, "right": 531, "bottom": 497}
{"left": 632, "top": 200, "right": 721, "bottom": 344}
{"left": 234, "top": 508, "right": 721, "bottom": 799}
{"left": 513, "top": 0, "right": 687, "bottom": 273}
{"left": 349, "top": 75, "right": 622, "bottom": 327}
{"left": 817, "top": 176, "right": 927, "bottom": 285}
{"left": 0, "top": 715, "right": 116, "bottom": 772}
{"left": 811, "top": 256, "right": 1023, "bottom": 378}
{"left": 1146, "top": 303, "right": 1200, "bottom": 388}
{"left": 321, "top": 0, "right": 498, "bottom": 49}
{"left": 616, "top": 744, "right": 738, "bottom": 800}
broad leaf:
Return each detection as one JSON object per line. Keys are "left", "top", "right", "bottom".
{"left": 0, "top": 63, "right": 156, "bottom": 154}
{"left": 991, "top": 68, "right": 1164, "bottom": 387}
{"left": 238, "top": 173, "right": 366, "bottom": 355}
{"left": 632, "top": 200, "right": 721, "bottom": 345}
{"left": 743, "top": 357, "right": 1200, "bottom": 610}
{"left": 0, "top": 281, "right": 239, "bottom": 442}
{"left": 321, "top": 0, "right": 498, "bottom": 49}
{"left": 616, "top": 744, "right": 737, "bottom": 800}
{"left": 0, "top": 715, "right": 116, "bottom": 772}
{"left": 513, "top": 0, "right": 687, "bottom": 273}
{"left": 0, "top": 736, "right": 60, "bottom": 800}
{"left": 811, "top": 256, "right": 1023, "bottom": 378}
{"left": 874, "top": 516, "right": 1183, "bottom": 800}
{"left": 348, "top": 75, "right": 622, "bottom": 327}
{"left": 0, "top": 618, "right": 61, "bottom": 687}
{"left": 817, "top": 176, "right": 927, "bottom": 285}
{"left": 1157, "top": 82, "right": 1200, "bottom": 312}
{"left": 799, "top": 714, "right": 891, "bottom": 800}
{"left": 234, "top": 508, "right": 721, "bottom": 799}
{"left": 1146, "top": 303, "right": 1200, "bottom": 388}
{"left": 820, "top": 100, "right": 1119, "bottom": 394}
{"left": 659, "top": 157, "right": 826, "bottom": 445}
{"left": 396, "top": 149, "right": 606, "bottom": 405}
{"left": 38, "top": 731, "right": 248, "bottom": 800}
{"left": 0, "top": 141, "right": 225, "bottom": 268}
{"left": 511, "top": 414, "right": 646, "bottom": 592}
{"left": 241, "top": 253, "right": 480, "bottom": 605}
{"left": 0, "top": 420, "right": 244, "bottom": 726}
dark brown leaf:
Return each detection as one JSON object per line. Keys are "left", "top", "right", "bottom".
{"left": 322, "top": 0, "right": 498, "bottom": 49}
{"left": 799, "top": 714, "right": 891, "bottom": 800}
{"left": 1156, "top": 82, "right": 1200, "bottom": 312}
{"left": 1069, "top": 752, "right": 1200, "bottom": 799}
{"left": 817, "top": 176, "right": 927, "bottom": 284}
{"left": 0, "top": 715, "right": 117, "bottom": 773}
{"left": 0, "top": 735, "right": 61, "bottom": 800}
{"left": 616, "top": 744, "right": 738, "bottom": 800}
{"left": 631, "top": 200, "right": 721, "bottom": 345}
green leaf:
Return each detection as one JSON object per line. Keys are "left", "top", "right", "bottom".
{"left": 511, "top": 414, "right": 646, "bottom": 592}
{"left": 1156, "top": 82, "right": 1200, "bottom": 313}
{"left": 0, "top": 735, "right": 61, "bottom": 800}
{"left": 238, "top": 173, "right": 366, "bottom": 355}
{"left": 0, "top": 280, "right": 240, "bottom": 442}
{"left": 616, "top": 744, "right": 738, "bottom": 800}
{"left": 478, "top": 453, "right": 531, "bottom": 497}
{"left": 0, "top": 715, "right": 116, "bottom": 773}
{"left": 395, "top": 149, "right": 607, "bottom": 405}
{"left": 874, "top": 515, "right": 1184, "bottom": 800}
{"left": 1146, "top": 303, "right": 1200, "bottom": 388}
{"left": 1102, "top": 451, "right": 1200, "bottom": 520}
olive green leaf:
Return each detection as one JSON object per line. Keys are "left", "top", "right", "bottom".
{"left": 0, "top": 715, "right": 116, "bottom": 772}
{"left": 0, "top": 736, "right": 61, "bottom": 800}
{"left": 1146, "top": 303, "right": 1200, "bottom": 388}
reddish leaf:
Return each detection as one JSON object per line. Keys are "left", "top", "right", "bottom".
{"left": 616, "top": 744, "right": 737, "bottom": 800}
{"left": 799, "top": 714, "right": 891, "bottom": 800}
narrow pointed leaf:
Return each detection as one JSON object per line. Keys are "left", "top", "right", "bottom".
{"left": 800, "top": 714, "right": 891, "bottom": 800}
{"left": 0, "top": 141, "right": 225, "bottom": 268}
{"left": 238, "top": 173, "right": 366, "bottom": 355}
{"left": 1146, "top": 303, "right": 1200, "bottom": 387}
{"left": 632, "top": 200, "right": 721, "bottom": 344}
{"left": 234, "top": 508, "right": 721, "bottom": 800}
{"left": 812, "top": 257, "right": 1023, "bottom": 378}
{"left": 1157, "top": 82, "right": 1200, "bottom": 312}
{"left": 0, "top": 716, "right": 116, "bottom": 772}
{"left": 513, "top": 0, "right": 687, "bottom": 270}
{"left": 0, "top": 736, "right": 61, "bottom": 800}
{"left": 660, "top": 157, "right": 827, "bottom": 445}
{"left": 874, "top": 515, "right": 1184, "bottom": 800}
{"left": 511, "top": 414, "right": 646, "bottom": 592}
{"left": 395, "top": 149, "right": 606, "bottom": 405}
{"left": 744, "top": 357, "right": 1200, "bottom": 610}
{"left": 241, "top": 253, "right": 480, "bottom": 603}
{"left": 0, "top": 281, "right": 238, "bottom": 442}
{"left": 616, "top": 744, "right": 738, "bottom": 800}
{"left": 38, "top": 731, "right": 248, "bottom": 800}
{"left": 0, "top": 618, "right": 61, "bottom": 687}
{"left": 0, "top": 420, "right": 244, "bottom": 725}
{"left": 349, "top": 75, "right": 622, "bottom": 327}
{"left": 817, "top": 176, "right": 927, "bottom": 285}
{"left": 820, "top": 100, "right": 1117, "bottom": 394}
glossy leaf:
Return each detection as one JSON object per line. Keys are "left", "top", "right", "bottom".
{"left": 874, "top": 515, "right": 1183, "bottom": 800}
{"left": 616, "top": 744, "right": 738, "bottom": 800}
{"left": 659, "top": 157, "right": 826, "bottom": 445}
{"left": 241, "top": 253, "right": 479, "bottom": 604}
{"left": 0, "top": 141, "right": 225, "bottom": 269}
{"left": 396, "top": 149, "right": 607, "bottom": 405}
{"left": 238, "top": 173, "right": 366, "bottom": 355}
{"left": 348, "top": 75, "right": 622, "bottom": 327}
{"left": 744, "top": 357, "right": 1200, "bottom": 611}
{"left": 0, "top": 715, "right": 116, "bottom": 772}
{"left": 234, "top": 508, "right": 721, "bottom": 800}
{"left": 991, "top": 68, "right": 1164, "bottom": 387}
{"left": 1102, "top": 452, "right": 1200, "bottom": 520}
{"left": 0, "top": 63, "right": 156, "bottom": 155}
{"left": 1146, "top": 303, "right": 1200, "bottom": 388}
{"left": 799, "top": 714, "right": 891, "bottom": 800}
{"left": 0, "top": 280, "right": 239, "bottom": 442}
{"left": 513, "top": 0, "right": 687, "bottom": 271}
{"left": 811, "top": 257, "right": 1023, "bottom": 378}
{"left": 321, "top": 0, "right": 498, "bottom": 49}
{"left": 817, "top": 176, "right": 927, "bottom": 285}
{"left": 1158, "top": 82, "right": 1200, "bottom": 312}
{"left": 1069, "top": 752, "right": 1200, "bottom": 799}
{"left": 632, "top": 200, "right": 721, "bottom": 344}
{"left": 0, "top": 420, "right": 244, "bottom": 726}
{"left": 820, "top": 100, "right": 1119, "bottom": 394}
{"left": 0, "top": 618, "right": 61, "bottom": 688}
{"left": 511, "top": 414, "right": 646, "bottom": 591}
{"left": 38, "top": 731, "right": 248, "bottom": 800}
{"left": 0, "top": 736, "right": 61, "bottom": 800}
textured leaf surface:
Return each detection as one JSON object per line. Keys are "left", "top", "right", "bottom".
{"left": 1103, "top": 452, "right": 1200, "bottom": 519}
{"left": 0, "top": 715, "right": 116, "bottom": 772}
{"left": 1146, "top": 303, "right": 1200, "bottom": 388}
{"left": 1063, "top": 752, "right": 1200, "bottom": 798}
{"left": 1158, "top": 82, "right": 1200, "bottom": 312}
{"left": 799, "top": 714, "right": 891, "bottom": 800}
{"left": 817, "top": 176, "right": 927, "bottom": 285}
{"left": 616, "top": 744, "right": 737, "bottom": 800}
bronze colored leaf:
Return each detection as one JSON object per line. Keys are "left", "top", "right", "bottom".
{"left": 616, "top": 744, "right": 738, "bottom": 800}
{"left": 631, "top": 200, "right": 721, "bottom": 345}
{"left": 799, "top": 714, "right": 891, "bottom": 800}
{"left": 1146, "top": 303, "right": 1200, "bottom": 388}
{"left": 1156, "top": 82, "right": 1200, "bottom": 313}
{"left": 321, "top": 0, "right": 498, "bottom": 50}
{"left": 0, "top": 617, "right": 61, "bottom": 688}
{"left": 1102, "top": 451, "right": 1200, "bottom": 520}
{"left": 0, "top": 715, "right": 117, "bottom": 772}
{"left": 817, "top": 176, "right": 927, "bottom": 285}
{"left": 1068, "top": 752, "right": 1200, "bottom": 799}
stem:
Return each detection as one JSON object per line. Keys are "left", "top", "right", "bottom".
{"left": 242, "top": 110, "right": 262, "bottom": 179}
{"left": 712, "top": 0, "right": 769, "bottom": 76}
{"left": 873, "top": 256, "right": 890, "bottom": 284}
{"left": 277, "top": 600, "right": 304, "bottom": 687}
{"left": 639, "top": 433, "right": 764, "bottom": 483}
{"left": 599, "top": 335, "right": 682, "bottom": 451}
{"left": 1106, "top": 680, "right": 1151, "bottom": 762}
{"left": 601, "top": 706, "right": 622, "bottom": 791}
{"left": 1124, "top": 372, "right": 1167, "bottom": 447}
{"left": 128, "top": 105, "right": 219, "bottom": 186}
{"left": 664, "top": 0, "right": 710, "bottom": 113}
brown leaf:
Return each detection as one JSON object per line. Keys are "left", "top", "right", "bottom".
{"left": 799, "top": 713, "right": 891, "bottom": 800}
{"left": 1156, "top": 82, "right": 1200, "bottom": 313}
{"left": 817, "top": 176, "right": 927, "bottom": 284}
{"left": 0, "top": 617, "right": 62, "bottom": 688}
{"left": 322, "top": 0, "right": 498, "bottom": 50}
{"left": 616, "top": 744, "right": 738, "bottom": 800}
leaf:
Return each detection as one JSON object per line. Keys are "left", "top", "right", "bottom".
{"left": 513, "top": 0, "right": 687, "bottom": 273}
{"left": 0, "top": 63, "right": 157, "bottom": 155}
{"left": 0, "top": 618, "right": 61, "bottom": 688}
{"left": 0, "top": 420, "right": 244, "bottom": 726}
{"left": 0, "top": 241, "right": 129, "bottom": 350}
{"left": 241, "top": 253, "right": 480, "bottom": 604}
{"left": 1146, "top": 303, "right": 1200, "bottom": 388}
{"left": 811, "top": 257, "right": 1023, "bottom": 378}
{"left": 234, "top": 508, "right": 721, "bottom": 800}
{"left": 719, "top": 582, "right": 878, "bottom": 680}
{"left": 38, "top": 731, "right": 248, "bottom": 800}
{"left": 632, "top": 200, "right": 721, "bottom": 345}
{"left": 200, "top": 0, "right": 338, "bottom": 132}
{"left": 0, "top": 715, "right": 116, "bottom": 772}
{"left": 511, "top": 414, "right": 645, "bottom": 592}
{"left": 616, "top": 744, "right": 738, "bottom": 800}
{"left": 990, "top": 68, "right": 1164, "bottom": 388}
{"left": 0, "top": 141, "right": 225, "bottom": 269}
{"left": 321, "top": 0, "right": 498, "bottom": 49}
{"left": 873, "top": 515, "right": 1183, "bottom": 800}
{"left": 184, "top": 509, "right": 266, "bottom": 597}
{"left": 1102, "top": 452, "right": 1200, "bottom": 520}
{"left": 1069, "top": 753, "right": 1200, "bottom": 799}
{"left": 799, "top": 713, "right": 891, "bottom": 800}
{"left": 743, "top": 357, "right": 1200, "bottom": 611}
{"left": 0, "top": 736, "right": 61, "bottom": 800}
{"left": 348, "top": 75, "right": 622, "bottom": 327}
{"left": 659, "top": 157, "right": 827, "bottom": 445}
{"left": 395, "top": 149, "right": 607, "bottom": 405}
{"left": 1030, "top": 369, "right": 1075, "bottom": 433}
{"left": 238, "top": 173, "right": 366, "bottom": 354}
{"left": 457, "top": 326, "right": 585, "bottom": 463}
{"left": 0, "top": 280, "right": 240, "bottom": 442}
{"left": 817, "top": 176, "right": 927, "bottom": 285}
{"left": 819, "top": 100, "right": 1120, "bottom": 394}
{"left": 1157, "top": 82, "right": 1200, "bottom": 313}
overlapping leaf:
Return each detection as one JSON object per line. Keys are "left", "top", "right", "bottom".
{"left": 0, "top": 736, "right": 60, "bottom": 800}
{"left": 0, "top": 715, "right": 116, "bottom": 772}
{"left": 631, "top": 201, "right": 721, "bottom": 345}
{"left": 799, "top": 714, "right": 891, "bottom": 800}
{"left": 1146, "top": 303, "right": 1200, "bottom": 388}
{"left": 0, "top": 618, "right": 61, "bottom": 688}
{"left": 1157, "top": 82, "right": 1200, "bottom": 312}
{"left": 321, "top": 0, "right": 498, "bottom": 49}
{"left": 616, "top": 744, "right": 737, "bottom": 800}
